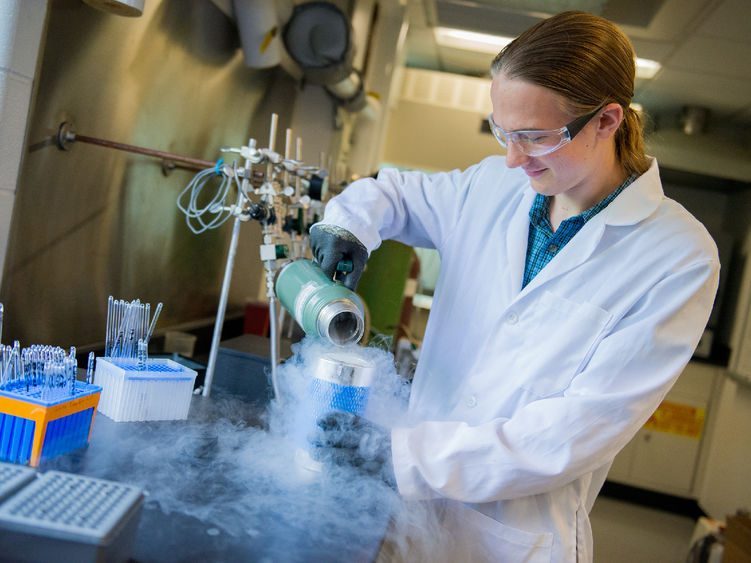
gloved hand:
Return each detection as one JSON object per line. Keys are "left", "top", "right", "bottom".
{"left": 309, "top": 410, "right": 395, "bottom": 487}
{"left": 309, "top": 224, "right": 368, "bottom": 291}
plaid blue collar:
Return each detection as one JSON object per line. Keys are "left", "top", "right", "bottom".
{"left": 528, "top": 174, "right": 637, "bottom": 231}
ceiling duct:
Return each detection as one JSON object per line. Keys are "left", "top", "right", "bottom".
{"left": 282, "top": 2, "right": 366, "bottom": 111}
{"left": 283, "top": 2, "right": 354, "bottom": 85}
{"left": 233, "top": 0, "right": 283, "bottom": 68}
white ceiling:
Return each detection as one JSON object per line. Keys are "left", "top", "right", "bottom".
{"left": 403, "top": 0, "right": 751, "bottom": 137}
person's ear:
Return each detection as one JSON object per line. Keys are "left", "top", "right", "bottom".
{"left": 595, "top": 103, "right": 624, "bottom": 140}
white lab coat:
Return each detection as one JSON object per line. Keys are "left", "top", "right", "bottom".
{"left": 320, "top": 156, "right": 719, "bottom": 562}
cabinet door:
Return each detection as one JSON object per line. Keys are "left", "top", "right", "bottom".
{"left": 608, "top": 428, "right": 701, "bottom": 496}
{"left": 607, "top": 362, "right": 718, "bottom": 495}
{"left": 628, "top": 429, "right": 702, "bottom": 496}
{"left": 607, "top": 436, "right": 637, "bottom": 483}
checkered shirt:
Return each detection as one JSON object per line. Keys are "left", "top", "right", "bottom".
{"left": 522, "top": 175, "right": 637, "bottom": 288}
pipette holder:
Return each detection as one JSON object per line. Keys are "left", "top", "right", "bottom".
{"left": 0, "top": 382, "right": 102, "bottom": 467}
{"left": 0, "top": 469, "right": 144, "bottom": 563}
{"left": 0, "top": 462, "right": 36, "bottom": 502}
{"left": 94, "top": 358, "right": 197, "bottom": 422}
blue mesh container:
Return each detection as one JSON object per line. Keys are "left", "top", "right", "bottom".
{"left": 295, "top": 351, "right": 376, "bottom": 472}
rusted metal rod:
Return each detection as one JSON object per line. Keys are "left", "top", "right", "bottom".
{"left": 73, "top": 134, "right": 216, "bottom": 168}
{"left": 56, "top": 122, "right": 216, "bottom": 171}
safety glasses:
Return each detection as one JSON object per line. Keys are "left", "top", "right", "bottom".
{"left": 488, "top": 107, "right": 602, "bottom": 157}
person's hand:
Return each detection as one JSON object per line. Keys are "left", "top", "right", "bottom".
{"left": 309, "top": 410, "right": 395, "bottom": 487}
{"left": 309, "top": 224, "right": 368, "bottom": 291}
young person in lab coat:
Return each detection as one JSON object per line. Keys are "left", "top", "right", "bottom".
{"left": 309, "top": 10, "right": 719, "bottom": 562}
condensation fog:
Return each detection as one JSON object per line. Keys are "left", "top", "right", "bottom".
{"left": 45, "top": 337, "right": 451, "bottom": 561}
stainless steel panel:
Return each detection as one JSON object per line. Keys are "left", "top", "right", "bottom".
{"left": 0, "top": 0, "right": 295, "bottom": 349}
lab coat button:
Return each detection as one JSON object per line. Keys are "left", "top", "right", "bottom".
{"left": 466, "top": 395, "right": 478, "bottom": 408}
{"left": 505, "top": 311, "right": 518, "bottom": 324}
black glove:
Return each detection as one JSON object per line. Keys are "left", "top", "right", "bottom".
{"left": 309, "top": 224, "right": 368, "bottom": 291}
{"left": 309, "top": 410, "right": 395, "bottom": 487}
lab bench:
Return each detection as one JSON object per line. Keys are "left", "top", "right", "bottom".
{"left": 24, "top": 394, "right": 393, "bottom": 563}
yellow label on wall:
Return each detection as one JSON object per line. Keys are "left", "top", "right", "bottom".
{"left": 644, "top": 401, "right": 706, "bottom": 439}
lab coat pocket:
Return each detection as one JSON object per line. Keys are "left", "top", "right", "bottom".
{"left": 442, "top": 502, "right": 553, "bottom": 562}
{"left": 516, "top": 291, "right": 612, "bottom": 398}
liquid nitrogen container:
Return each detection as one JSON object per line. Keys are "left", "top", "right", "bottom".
{"left": 310, "top": 350, "right": 376, "bottom": 417}
{"left": 276, "top": 259, "right": 365, "bottom": 346}
{"left": 295, "top": 350, "right": 377, "bottom": 473}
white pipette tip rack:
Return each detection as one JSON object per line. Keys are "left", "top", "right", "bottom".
{"left": 94, "top": 357, "right": 197, "bottom": 422}
{"left": 0, "top": 462, "right": 36, "bottom": 503}
{"left": 0, "top": 468, "right": 144, "bottom": 563}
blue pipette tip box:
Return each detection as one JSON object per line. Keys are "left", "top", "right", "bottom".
{"left": 0, "top": 382, "right": 102, "bottom": 467}
{"left": 95, "top": 357, "right": 197, "bottom": 422}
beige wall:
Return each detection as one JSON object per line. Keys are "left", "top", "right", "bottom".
{"left": 381, "top": 99, "right": 501, "bottom": 173}
{"left": 380, "top": 69, "right": 501, "bottom": 173}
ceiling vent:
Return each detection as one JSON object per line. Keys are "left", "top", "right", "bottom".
{"left": 433, "top": 0, "right": 666, "bottom": 36}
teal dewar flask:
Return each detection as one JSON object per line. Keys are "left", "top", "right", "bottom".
{"left": 275, "top": 259, "right": 365, "bottom": 346}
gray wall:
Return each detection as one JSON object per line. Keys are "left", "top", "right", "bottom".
{"left": 0, "top": 0, "right": 293, "bottom": 348}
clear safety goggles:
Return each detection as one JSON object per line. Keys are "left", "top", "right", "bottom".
{"left": 488, "top": 107, "right": 601, "bottom": 157}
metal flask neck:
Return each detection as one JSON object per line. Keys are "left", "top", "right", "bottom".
{"left": 313, "top": 351, "right": 376, "bottom": 388}
{"left": 317, "top": 299, "right": 364, "bottom": 346}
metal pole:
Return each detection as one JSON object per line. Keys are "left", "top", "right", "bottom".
{"left": 201, "top": 215, "right": 242, "bottom": 397}
{"left": 56, "top": 123, "right": 215, "bottom": 171}
{"left": 71, "top": 133, "right": 216, "bottom": 169}
{"left": 265, "top": 114, "right": 281, "bottom": 397}
{"left": 202, "top": 137, "right": 255, "bottom": 397}
{"left": 268, "top": 296, "right": 281, "bottom": 399}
